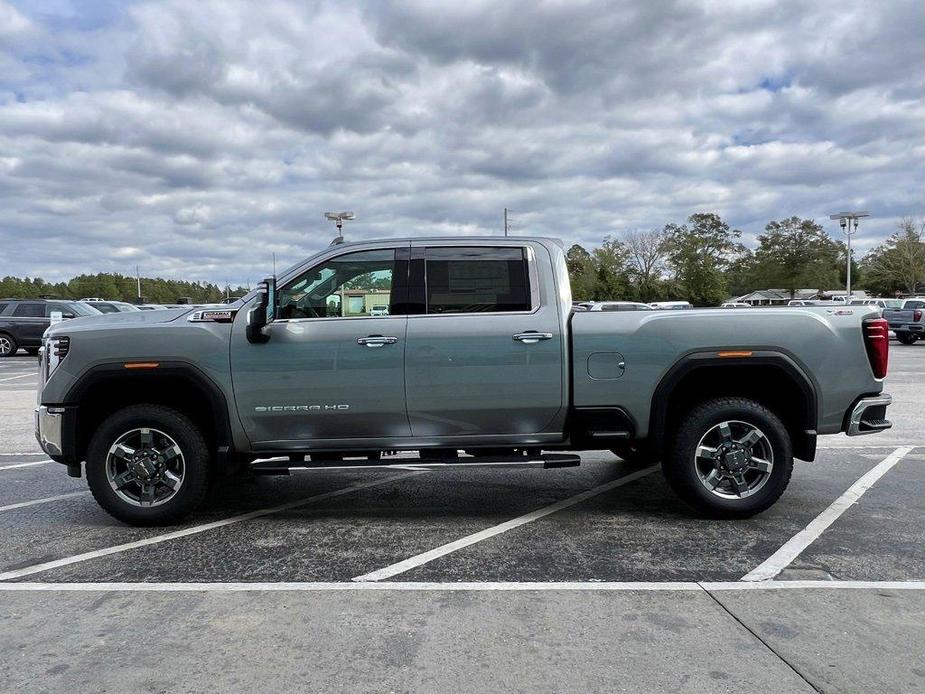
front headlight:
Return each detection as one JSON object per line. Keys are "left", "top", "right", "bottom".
{"left": 44, "top": 336, "right": 70, "bottom": 379}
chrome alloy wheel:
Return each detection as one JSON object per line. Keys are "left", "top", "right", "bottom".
{"left": 0, "top": 336, "right": 12, "bottom": 355}
{"left": 106, "top": 427, "right": 185, "bottom": 507}
{"left": 694, "top": 420, "right": 774, "bottom": 499}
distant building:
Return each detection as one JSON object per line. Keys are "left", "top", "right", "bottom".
{"left": 340, "top": 288, "right": 391, "bottom": 316}
{"left": 734, "top": 289, "right": 869, "bottom": 306}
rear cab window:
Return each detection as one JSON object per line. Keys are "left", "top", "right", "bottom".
{"left": 424, "top": 246, "right": 532, "bottom": 314}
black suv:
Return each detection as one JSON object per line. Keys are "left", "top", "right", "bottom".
{"left": 0, "top": 299, "right": 100, "bottom": 357}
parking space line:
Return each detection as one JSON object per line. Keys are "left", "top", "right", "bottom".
{"left": 352, "top": 465, "right": 659, "bottom": 582}
{"left": 0, "top": 492, "right": 88, "bottom": 513}
{"left": 0, "top": 372, "right": 36, "bottom": 383}
{"left": 0, "top": 471, "right": 422, "bottom": 582}
{"left": 0, "top": 460, "right": 53, "bottom": 471}
{"left": 0, "top": 580, "right": 922, "bottom": 592}
{"left": 741, "top": 446, "right": 915, "bottom": 582}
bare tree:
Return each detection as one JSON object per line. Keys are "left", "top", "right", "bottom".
{"left": 624, "top": 229, "right": 668, "bottom": 300}
{"left": 863, "top": 217, "right": 925, "bottom": 295}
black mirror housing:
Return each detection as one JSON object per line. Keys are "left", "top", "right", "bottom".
{"left": 246, "top": 277, "right": 275, "bottom": 344}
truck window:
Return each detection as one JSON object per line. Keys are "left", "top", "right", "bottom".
{"left": 424, "top": 247, "right": 530, "bottom": 314}
{"left": 277, "top": 249, "right": 395, "bottom": 319}
{"left": 12, "top": 303, "right": 44, "bottom": 317}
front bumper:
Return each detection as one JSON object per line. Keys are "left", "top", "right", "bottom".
{"left": 846, "top": 394, "right": 893, "bottom": 436}
{"left": 35, "top": 406, "right": 65, "bottom": 456}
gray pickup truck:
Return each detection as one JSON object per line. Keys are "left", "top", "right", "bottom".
{"left": 883, "top": 298, "right": 925, "bottom": 344}
{"left": 36, "top": 237, "right": 893, "bottom": 525}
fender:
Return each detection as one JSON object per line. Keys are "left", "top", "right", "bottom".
{"left": 648, "top": 350, "right": 819, "bottom": 461}
{"left": 62, "top": 360, "right": 235, "bottom": 465}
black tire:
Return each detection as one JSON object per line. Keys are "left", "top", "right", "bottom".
{"left": 0, "top": 333, "right": 17, "bottom": 357}
{"left": 896, "top": 332, "right": 917, "bottom": 345}
{"left": 86, "top": 404, "right": 211, "bottom": 526}
{"left": 610, "top": 442, "right": 651, "bottom": 465}
{"left": 663, "top": 397, "right": 793, "bottom": 518}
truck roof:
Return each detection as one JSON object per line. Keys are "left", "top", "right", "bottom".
{"left": 329, "top": 235, "right": 565, "bottom": 249}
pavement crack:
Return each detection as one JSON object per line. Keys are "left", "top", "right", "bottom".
{"left": 698, "top": 583, "right": 822, "bottom": 693}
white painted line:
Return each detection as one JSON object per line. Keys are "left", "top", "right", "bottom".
{"left": 0, "top": 471, "right": 421, "bottom": 582}
{"left": 353, "top": 466, "right": 658, "bottom": 582}
{"left": 0, "top": 372, "right": 36, "bottom": 383}
{"left": 0, "top": 580, "right": 922, "bottom": 593}
{"left": 0, "top": 459, "right": 53, "bottom": 471}
{"left": 0, "top": 491, "right": 88, "bottom": 513}
{"left": 703, "top": 580, "right": 925, "bottom": 591}
{"left": 742, "top": 446, "right": 915, "bottom": 582}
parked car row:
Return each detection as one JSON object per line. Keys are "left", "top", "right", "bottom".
{"left": 0, "top": 297, "right": 237, "bottom": 356}
{"left": 572, "top": 301, "right": 694, "bottom": 312}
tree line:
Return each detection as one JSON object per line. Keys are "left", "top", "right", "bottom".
{"left": 2, "top": 216, "right": 922, "bottom": 307}
{"left": 567, "top": 214, "right": 925, "bottom": 305}
{"left": 0, "top": 272, "right": 250, "bottom": 304}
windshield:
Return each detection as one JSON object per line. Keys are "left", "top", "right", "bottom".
{"left": 67, "top": 302, "right": 102, "bottom": 316}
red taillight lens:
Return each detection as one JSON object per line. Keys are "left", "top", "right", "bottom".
{"left": 914, "top": 309, "right": 923, "bottom": 322}
{"left": 863, "top": 318, "right": 889, "bottom": 379}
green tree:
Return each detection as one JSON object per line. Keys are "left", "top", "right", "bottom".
{"left": 751, "top": 217, "right": 841, "bottom": 298}
{"left": 663, "top": 213, "right": 743, "bottom": 306}
{"left": 590, "top": 237, "right": 631, "bottom": 300}
{"left": 565, "top": 244, "right": 595, "bottom": 300}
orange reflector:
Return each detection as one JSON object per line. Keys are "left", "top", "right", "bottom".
{"left": 717, "top": 351, "right": 753, "bottom": 358}
{"left": 123, "top": 362, "right": 160, "bottom": 369}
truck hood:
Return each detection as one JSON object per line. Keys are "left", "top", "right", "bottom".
{"left": 45, "top": 307, "right": 192, "bottom": 337}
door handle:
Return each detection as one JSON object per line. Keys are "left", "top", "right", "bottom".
{"left": 357, "top": 335, "right": 398, "bottom": 348}
{"left": 512, "top": 331, "right": 553, "bottom": 344}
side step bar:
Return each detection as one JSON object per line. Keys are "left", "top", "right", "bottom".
{"left": 250, "top": 453, "right": 581, "bottom": 476}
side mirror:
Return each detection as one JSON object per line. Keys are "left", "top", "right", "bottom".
{"left": 61, "top": 312, "right": 76, "bottom": 320}
{"left": 246, "top": 277, "right": 275, "bottom": 344}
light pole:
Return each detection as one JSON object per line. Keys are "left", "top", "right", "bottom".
{"left": 829, "top": 211, "right": 870, "bottom": 299}
{"left": 324, "top": 211, "right": 355, "bottom": 245}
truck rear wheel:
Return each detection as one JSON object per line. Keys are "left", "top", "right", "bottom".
{"left": 896, "top": 332, "right": 917, "bottom": 345}
{"left": 663, "top": 397, "right": 793, "bottom": 518}
{"left": 86, "top": 404, "right": 211, "bottom": 526}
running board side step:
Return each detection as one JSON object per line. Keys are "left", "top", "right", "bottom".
{"left": 250, "top": 453, "right": 581, "bottom": 475}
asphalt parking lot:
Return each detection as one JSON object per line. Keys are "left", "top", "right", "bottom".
{"left": 1, "top": 345, "right": 923, "bottom": 692}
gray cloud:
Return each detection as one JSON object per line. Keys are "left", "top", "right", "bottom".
{"left": 0, "top": 0, "right": 922, "bottom": 286}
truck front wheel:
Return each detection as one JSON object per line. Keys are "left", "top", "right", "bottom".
{"left": 663, "top": 397, "right": 793, "bottom": 518}
{"left": 86, "top": 404, "right": 212, "bottom": 526}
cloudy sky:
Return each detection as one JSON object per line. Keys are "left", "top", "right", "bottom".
{"left": 1, "top": 0, "right": 922, "bottom": 286}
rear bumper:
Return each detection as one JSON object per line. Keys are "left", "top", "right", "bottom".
{"left": 846, "top": 394, "right": 892, "bottom": 436}
{"left": 889, "top": 323, "right": 924, "bottom": 333}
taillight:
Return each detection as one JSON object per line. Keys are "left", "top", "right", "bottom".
{"left": 915, "top": 309, "right": 923, "bottom": 322}
{"left": 863, "top": 318, "right": 889, "bottom": 379}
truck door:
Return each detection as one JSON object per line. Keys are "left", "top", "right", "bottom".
{"left": 231, "top": 245, "right": 412, "bottom": 446}
{"left": 404, "top": 243, "right": 565, "bottom": 438}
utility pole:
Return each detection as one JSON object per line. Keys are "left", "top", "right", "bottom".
{"left": 135, "top": 264, "right": 141, "bottom": 299}
{"left": 829, "top": 211, "right": 870, "bottom": 299}
{"left": 504, "top": 208, "right": 510, "bottom": 236}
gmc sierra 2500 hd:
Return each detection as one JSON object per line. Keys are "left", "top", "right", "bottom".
{"left": 36, "top": 237, "right": 892, "bottom": 525}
